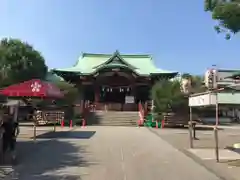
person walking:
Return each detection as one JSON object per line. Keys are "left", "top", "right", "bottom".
{"left": 2, "top": 113, "right": 19, "bottom": 163}
{"left": 10, "top": 119, "right": 19, "bottom": 161}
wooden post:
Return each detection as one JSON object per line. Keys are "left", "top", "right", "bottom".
{"left": 53, "top": 112, "right": 57, "bottom": 132}
{"left": 0, "top": 128, "right": 4, "bottom": 164}
{"left": 14, "top": 102, "right": 19, "bottom": 123}
{"left": 33, "top": 121, "right": 36, "bottom": 142}
{"left": 151, "top": 100, "right": 154, "bottom": 122}
{"left": 94, "top": 85, "right": 100, "bottom": 105}
{"left": 214, "top": 92, "right": 219, "bottom": 162}
{"left": 214, "top": 126, "right": 219, "bottom": 162}
{"left": 53, "top": 121, "right": 56, "bottom": 132}
{"left": 193, "top": 123, "right": 196, "bottom": 139}
{"left": 105, "top": 104, "right": 107, "bottom": 112}
{"left": 144, "top": 102, "right": 147, "bottom": 115}
{"left": 189, "top": 107, "right": 193, "bottom": 148}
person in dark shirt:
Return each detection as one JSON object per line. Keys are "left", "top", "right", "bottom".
{"left": 2, "top": 115, "right": 19, "bottom": 161}
{"left": 2, "top": 116, "right": 13, "bottom": 153}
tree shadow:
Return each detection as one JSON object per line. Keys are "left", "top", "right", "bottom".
{"left": 5, "top": 139, "right": 97, "bottom": 180}
{"left": 34, "top": 131, "right": 96, "bottom": 139}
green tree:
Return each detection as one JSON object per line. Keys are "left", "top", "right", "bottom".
{"left": 191, "top": 75, "right": 206, "bottom": 93}
{"left": 204, "top": 0, "right": 240, "bottom": 39}
{"left": 181, "top": 73, "right": 205, "bottom": 93}
{"left": 151, "top": 75, "right": 205, "bottom": 115}
{"left": 53, "top": 81, "right": 79, "bottom": 105}
{"left": 0, "top": 38, "right": 47, "bottom": 87}
{"left": 151, "top": 80, "right": 187, "bottom": 113}
{"left": 53, "top": 81, "right": 79, "bottom": 119}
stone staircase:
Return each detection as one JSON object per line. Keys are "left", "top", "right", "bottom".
{"left": 86, "top": 111, "right": 139, "bottom": 126}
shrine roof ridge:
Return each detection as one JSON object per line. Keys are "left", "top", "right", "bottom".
{"left": 52, "top": 51, "right": 178, "bottom": 77}
{"left": 81, "top": 52, "right": 152, "bottom": 59}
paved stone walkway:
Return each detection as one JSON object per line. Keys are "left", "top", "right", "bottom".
{"left": 188, "top": 148, "right": 240, "bottom": 160}
{"left": 4, "top": 126, "right": 222, "bottom": 180}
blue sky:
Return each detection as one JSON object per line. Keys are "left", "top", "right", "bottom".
{"left": 0, "top": 0, "right": 239, "bottom": 75}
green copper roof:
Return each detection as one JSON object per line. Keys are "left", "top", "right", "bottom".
{"left": 53, "top": 51, "right": 178, "bottom": 76}
{"left": 45, "top": 71, "right": 64, "bottom": 82}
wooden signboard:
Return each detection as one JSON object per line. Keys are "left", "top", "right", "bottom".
{"left": 125, "top": 96, "right": 134, "bottom": 104}
{"left": 34, "top": 110, "right": 64, "bottom": 125}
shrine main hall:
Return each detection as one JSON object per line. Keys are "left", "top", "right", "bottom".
{"left": 53, "top": 51, "right": 178, "bottom": 111}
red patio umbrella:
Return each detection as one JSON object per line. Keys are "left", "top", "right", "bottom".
{"left": 0, "top": 79, "right": 64, "bottom": 98}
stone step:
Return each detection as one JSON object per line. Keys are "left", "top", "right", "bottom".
{"left": 91, "top": 124, "right": 136, "bottom": 126}
{"left": 97, "top": 121, "right": 137, "bottom": 124}
{"left": 95, "top": 114, "right": 139, "bottom": 117}
{"left": 99, "top": 118, "right": 137, "bottom": 121}
{"left": 95, "top": 113, "right": 139, "bottom": 115}
{"left": 90, "top": 122, "right": 137, "bottom": 126}
{"left": 96, "top": 113, "right": 139, "bottom": 115}
{"left": 87, "top": 114, "right": 137, "bottom": 116}
{"left": 88, "top": 116, "right": 139, "bottom": 120}
{"left": 93, "top": 114, "right": 139, "bottom": 117}
{"left": 95, "top": 111, "right": 138, "bottom": 113}
{"left": 97, "top": 121, "right": 135, "bottom": 123}
{"left": 96, "top": 120, "right": 136, "bottom": 123}
{"left": 95, "top": 118, "right": 139, "bottom": 121}
{"left": 88, "top": 120, "right": 136, "bottom": 125}
{"left": 95, "top": 115, "right": 139, "bottom": 117}
{"left": 86, "top": 111, "right": 139, "bottom": 126}
{"left": 98, "top": 118, "right": 138, "bottom": 122}
{"left": 96, "top": 118, "right": 139, "bottom": 120}
{"left": 95, "top": 114, "right": 139, "bottom": 116}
